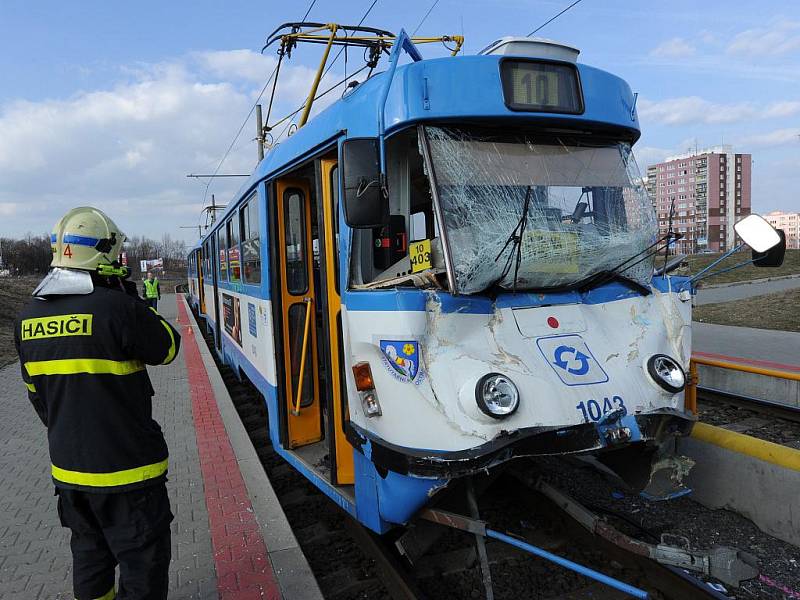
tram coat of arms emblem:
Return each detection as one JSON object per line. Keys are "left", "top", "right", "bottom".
{"left": 379, "top": 340, "right": 424, "bottom": 384}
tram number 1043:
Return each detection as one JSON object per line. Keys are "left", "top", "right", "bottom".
{"left": 576, "top": 396, "right": 627, "bottom": 422}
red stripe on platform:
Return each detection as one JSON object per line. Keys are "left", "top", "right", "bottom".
{"left": 177, "top": 300, "right": 281, "bottom": 600}
{"left": 693, "top": 351, "right": 800, "bottom": 373}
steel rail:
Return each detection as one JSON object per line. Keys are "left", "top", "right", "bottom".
{"left": 341, "top": 517, "right": 424, "bottom": 600}
{"left": 509, "top": 468, "right": 733, "bottom": 599}
{"left": 697, "top": 385, "right": 800, "bottom": 424}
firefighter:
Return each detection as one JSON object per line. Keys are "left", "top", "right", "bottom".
{"left": 14, "top": 207, "right": 180, "bottom": 600}
{"left": 143, "top": 271, "right": 161, "bottom": 310}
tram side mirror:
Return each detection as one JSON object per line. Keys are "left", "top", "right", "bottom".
{"left": 342, "top": 138, "right": 389, "bottom": 228}
{"left": 753, "top": 229, "right": 786, "bottom": 267}
{"left": 734, "top": 214, "right": 780, "bottom": 251}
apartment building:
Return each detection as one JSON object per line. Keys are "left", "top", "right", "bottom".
{"left": 645, "top": 145, "right": 751, "bottom": 253}
{"left": 764, "top": 210, "right": 800, "bottom": 249}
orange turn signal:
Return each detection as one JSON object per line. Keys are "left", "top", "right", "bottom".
{"left": 353, "top": 362, "right": 375, "bottom": 391}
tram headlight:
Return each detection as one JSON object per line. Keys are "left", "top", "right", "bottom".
{"left": 647, "top": 354, "right": 686, "bottom": 393}
{"left": 476, "top": 373, "right": 520, "bottom": 419}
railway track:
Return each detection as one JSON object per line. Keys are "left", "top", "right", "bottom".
{"left": 698, "top": 385, "right": 800, "bottom": 426}
{"left": 189, "top": 306, "right": 748, "bottom": 599}
{"left": 696, "top": 386, "right": 800, "bottom": 449}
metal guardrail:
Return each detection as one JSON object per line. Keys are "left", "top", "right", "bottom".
{"left": 692, "top": 356, "right": 800, "bottom": 382}
{"left": 686, "top": 355, "right": 800, "bottom": 416}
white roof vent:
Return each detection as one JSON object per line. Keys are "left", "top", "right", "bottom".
{"left": 478, "top": 37, "right": 579, "bottom": 63}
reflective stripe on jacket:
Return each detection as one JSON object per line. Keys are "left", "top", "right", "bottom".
{"left": 143, "top": 278, "right": 160, "bottom": 299}
{"left": 14, "top": 283, "right": 180, "bottom": 492}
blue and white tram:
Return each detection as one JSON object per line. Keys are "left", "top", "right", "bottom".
{"left": 186, "top": 241, "right": 203, "bottom": 313}
{"left": 186, "top": 28, "right": 784, "bottom": 538}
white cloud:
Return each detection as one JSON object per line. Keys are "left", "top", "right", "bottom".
{"left": 632, "top": 146, "right": 673, "bottom": 169}
{"left": 735, "top": 128, "right": 800, "bottom": 148}
{"left": 638, "top": 96, "right": 800, "bottom": 125}
{"left": 0, "top": 50, "right": 330, "bottom": 242}
{"left": 763, "top": 101, "right": 800, "bottom": 118}
{"left": 650, "top": 37, "right": 695, "bottom": 59}
{"left": 194, "top": 49, "right": 277, "bottom": 83}
{"left": 0, "top": 203, "right": 18, "bottom": 217}
{"left": 727, "top": 19, "right": 800, "bottom": 57}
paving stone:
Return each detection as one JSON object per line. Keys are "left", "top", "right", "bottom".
{"left": 0, "top": 296, "right": 217, "bottom": 599}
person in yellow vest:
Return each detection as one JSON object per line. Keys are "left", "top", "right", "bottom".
{"left": 15, "top": 207, "right": 180, "bottom": 600}
{"left": 143, "top": 271, "right": 161, "bottom": 310}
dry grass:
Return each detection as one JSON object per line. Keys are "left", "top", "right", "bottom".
{"left": 693, "top": 288, "right": 800, "bottom": 332}
{"left": 0, "top": 277, "right": 39, "bottom": 368}
{"left": 683, "top": 249, "right": 800, "bottom": 285}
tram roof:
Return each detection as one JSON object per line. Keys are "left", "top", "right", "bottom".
{"left": 211, "top": 53, "right": 640, "bottom": 232}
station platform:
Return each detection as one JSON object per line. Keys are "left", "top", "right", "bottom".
{"left": 692, "top": 321, "right": 800, "bottom": 374}
{"left": 0, "top": 294, "right": 322, "bottom": 600}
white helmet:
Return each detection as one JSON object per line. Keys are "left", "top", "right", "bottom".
{"left": 50, "top": 206, "right": 127, "bottom": 274}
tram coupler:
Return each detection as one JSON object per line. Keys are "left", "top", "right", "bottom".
{"left": 534, "top": 479, "right": 759, "bottom": 588}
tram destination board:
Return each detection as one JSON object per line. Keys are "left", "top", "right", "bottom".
{"left": 500, "top": 59, "right": 583, "bottom": 114}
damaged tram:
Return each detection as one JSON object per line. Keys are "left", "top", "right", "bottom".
{"left": 186, "top": 28, "right": 785, "bottom": 537}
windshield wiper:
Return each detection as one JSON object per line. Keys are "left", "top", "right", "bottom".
{"left": 577, "top": 269, "right": 651, "bottom": 295}
{"left": 576, "top": 231, "right": 682, "bottom": 296}
{"left": 492, "top": 186, "right": 532, "bottom": 293}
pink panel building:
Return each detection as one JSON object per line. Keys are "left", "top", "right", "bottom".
{"left": 765, "top": 211, "right": 800, "bottom": 249}
{"left": 645, "top": 146, "right": 752, "bottom": 253}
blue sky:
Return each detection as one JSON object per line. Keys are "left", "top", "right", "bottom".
{"left": 1, "top": 0, "right": 798, "bottom": 243}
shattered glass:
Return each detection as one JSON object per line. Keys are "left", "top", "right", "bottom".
{"left": 424, "top": 126, "right": 658, "bottom": 294}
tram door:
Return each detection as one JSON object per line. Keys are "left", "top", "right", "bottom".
{"left": 275, "top": 179, "right": 323, "bottom": 448}
{"left": 211, "top": 235, "right": 222, "bottom": 352}
{"left": 319, "top": 159, "right": 355, "bottom": 484}
{"left": 197, "top": 247, "right": 206, "bottom": 314}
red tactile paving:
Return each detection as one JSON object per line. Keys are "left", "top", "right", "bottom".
{"left": 693, "top": 351, "right": 800, "bottom": 373}
{"left": 177, "top": 300, "right": 282, "bottom": 600}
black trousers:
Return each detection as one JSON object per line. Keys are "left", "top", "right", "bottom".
{"left": 56, "top": 483, "right": 173, "bottom": 600}
{"left": 145, "top": 298, "right": 159, "bottom": 310}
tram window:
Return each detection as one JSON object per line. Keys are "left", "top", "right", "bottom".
{"left": 288, "top": 303, "right": 314, "bottom": 408}
{"left": 204, "top": 241, "right": 211, "bottom": 279}
{"left": 217, "top": 229, "right": 227, "bottom": 281}
{"left": 227, "top": 217, "right": 241, "bottom": 283}
{"left": 349, "top": 127, "right": 435, "bottom": 287}
{"left": 240, "top": 195, "right": 261, "bottom": 285}
{"left": 331, "top": 165, "right": 340, "bottom": 294}
{"left": 284, "top": 189, "right": 308, "bottom": 294}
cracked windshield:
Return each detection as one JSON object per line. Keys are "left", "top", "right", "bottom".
{"left": 425, "top": 126, "right": 658, "bottom": 294}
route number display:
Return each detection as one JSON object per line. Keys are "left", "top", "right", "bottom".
{"left": 501, "top": 60, "right": 583, "bottom": 114}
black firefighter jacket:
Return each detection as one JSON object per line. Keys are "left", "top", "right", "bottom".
{"left": 14, "top": 283, "right": 181, "bottom": 493}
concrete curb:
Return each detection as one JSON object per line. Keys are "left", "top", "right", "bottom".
{"left": 699, "top": 273, "right": 800, "bottom": 290}
{"left": 182, "top": 295, "right": 324, "bottom": 600}
{"left": 679, "top": 423, "right": 800, "bottom": 547}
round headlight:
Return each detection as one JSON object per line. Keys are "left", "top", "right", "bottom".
{"left": 476, "top": 373, "right": 520, "bottom": 418}
{"left": 647, "top": 354, "right": 686, "bottom": 393}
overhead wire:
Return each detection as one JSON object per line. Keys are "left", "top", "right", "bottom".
{"left": 199, "top": 0, "right": 318, "bottom": 213}
{"left": 269, "top": 0, "right": 380, "bottom": 138}
{"left": 272, "top": 63, "right": 371, "bottom": 143}
{"left": 412, "top": 0, "right": 440, "bottom": 36}
{"left": 301, "top": 0, "right": 317, "bottom": 21}
{"left": 527, "top": 0, "right": 584, "bottom": 37}
{"left": 319, "top": 0, "right": 380, "bottom": 81}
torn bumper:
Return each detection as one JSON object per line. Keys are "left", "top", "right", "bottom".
{"left": 348, "top": 409, "right": 696, "bottom": 479}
